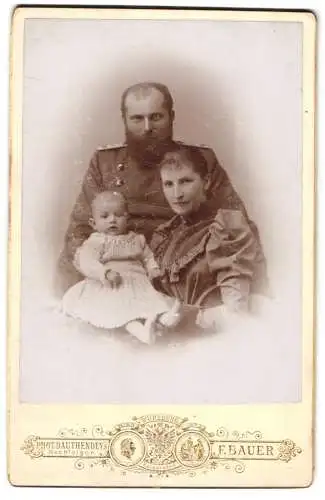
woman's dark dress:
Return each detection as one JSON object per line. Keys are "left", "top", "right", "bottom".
{"left": 150, "top": 204, "right": 268, "bottom": 310}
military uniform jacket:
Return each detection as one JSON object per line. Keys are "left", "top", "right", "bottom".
{"left": 59, "top": 142, "right": 268, "bottom": 292}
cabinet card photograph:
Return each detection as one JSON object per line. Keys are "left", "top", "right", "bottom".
{"left": 8, "top": 6, "right": 316, "bottom": 487}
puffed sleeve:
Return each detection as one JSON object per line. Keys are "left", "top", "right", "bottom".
{"left": 73, "top": 233, "right": 107, "bottom": 282}
{"left": 204, "top": 147, "right": 269, "bottom": 295}
{"left": 206, "top": 209, "right": 260, "bottom": 286}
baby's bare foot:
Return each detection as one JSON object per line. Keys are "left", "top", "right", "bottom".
{"left": 125, "top": 318, "right": 156, "bottom": 345}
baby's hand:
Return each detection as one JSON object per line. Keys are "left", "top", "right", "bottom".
{"left": 104, "top": 269, "right": 122, "bottom": 289}
{"left": 100, "top": 252, "right": 111, "bottom": 265}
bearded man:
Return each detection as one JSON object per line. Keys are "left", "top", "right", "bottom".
{"left": 58, "top": 81, "right": 268, "bottom": 292}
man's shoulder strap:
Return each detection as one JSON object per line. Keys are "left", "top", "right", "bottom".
{"left": 176, "top": 140, "right": 211, "bottom": 150}
{"left": 96, "top": 143, "right": 126, "bottom": 151}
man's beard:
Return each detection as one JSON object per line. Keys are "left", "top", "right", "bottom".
{"left": 126, "top": 130, "right": 175, "bottom": 167}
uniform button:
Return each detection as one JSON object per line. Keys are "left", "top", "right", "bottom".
{"left": 115, "top": 178, "right": 124, "bottom": 187}
{"left": 117, "top": 163, "right": 125, "bottom": 171}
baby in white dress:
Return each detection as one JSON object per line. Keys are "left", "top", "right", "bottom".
{"left": 62, "top": 191, "right": 181, "bottom": 344}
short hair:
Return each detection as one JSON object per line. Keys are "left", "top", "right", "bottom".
{"left": 159, "top": 145, "right": 208, "bottom": 179}
{"left": 91, "top": 190, "right": 128, "bottom": 214}
{"left": 121, "top": 81, "right": 174, "bottom": 117}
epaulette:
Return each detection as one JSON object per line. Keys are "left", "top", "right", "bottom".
{"left": 96, "top": 143, "right": 125, "bottom": 151}
{"left": 176, "top": 140, "right": 210, "bottom": 149}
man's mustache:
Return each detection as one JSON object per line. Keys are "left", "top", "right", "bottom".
{"left": 131, "top": 133, "right": 161, "bottom": 144}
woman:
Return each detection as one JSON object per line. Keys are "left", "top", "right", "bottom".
{"left": 150, "top": 145, "right": 268, "bottom": 328}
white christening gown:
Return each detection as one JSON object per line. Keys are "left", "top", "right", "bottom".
{"left": 61, "top": 231, "right": 170, "bottom": 328}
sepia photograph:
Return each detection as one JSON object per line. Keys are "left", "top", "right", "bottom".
{"left": 7, "top": 6, "right": 315, "bottom": 488}
{"left": 17, "top": 10, "right": 306, "bottom": 405}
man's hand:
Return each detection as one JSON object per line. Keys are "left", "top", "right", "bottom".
{"left": 104, "top": 269, "right": 123, "bottom": 289}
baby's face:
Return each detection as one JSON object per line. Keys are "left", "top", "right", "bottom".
{"left": 92, "top": 197, "right": 128, "bottom": 235}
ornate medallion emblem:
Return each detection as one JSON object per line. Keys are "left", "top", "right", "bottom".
{"left": 110, "top": 430, "right": 145, "bottom": 467}
{"left": 175, "top": 431, "right": 211, "bottom": 468}
{"left": 21, "top": 414, "right": 303, "bottom": 477}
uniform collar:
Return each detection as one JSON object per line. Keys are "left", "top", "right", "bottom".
{"left": 124, "top": 139, "right": 179, "bottom": 168}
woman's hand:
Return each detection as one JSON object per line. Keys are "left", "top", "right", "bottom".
{"left": 148, "top": 266, "right": 162, "bottom": 281}
{"left": 196, "top": 304, "right": 248, "bottom": 331}
{"left": 104, "top": 269, "right": 123, "bottom": 289}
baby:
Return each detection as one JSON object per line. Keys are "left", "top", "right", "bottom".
{"left": 61, "top": 190, "right": 181, "bottom": 344}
